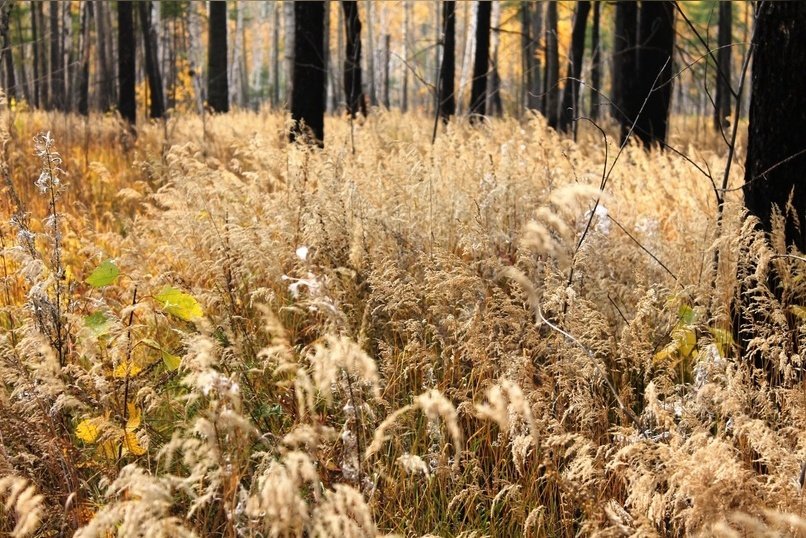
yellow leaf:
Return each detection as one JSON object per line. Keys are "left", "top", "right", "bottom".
{"left": 126, "top": 404, "right": 141, "bottom": 431}
{"left": 113, "top": 361, "right": 143, "bottom": 378}
{"left": 792, "top": 305, "right": 806, "bottom": 321}
{"left": 75, "top": 418, "right": 100, "bottom": 444}
{"left": 676, "top": 327, "right": 697, "bottom": 358}
{"left": 654, "top": 340, "right": 678, "bottom": 364}
{"left": 99, "top": 439, "right": 119, "bottom": 461}
{"left": 123, "top": 431, "right": 147, "bottom": 456}
{"left": 161, "top": 350, "right": 181, "bottom": 371}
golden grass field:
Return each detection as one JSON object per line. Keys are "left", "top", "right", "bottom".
{"left": 1, "top": 107, "right": 804, "bottom": 537}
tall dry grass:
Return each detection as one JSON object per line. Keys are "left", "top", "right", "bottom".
{"left": 0, "top": 106, "right": 803, "bottom": 537}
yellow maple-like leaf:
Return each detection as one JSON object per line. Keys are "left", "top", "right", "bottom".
{"left": 75, "top": 418, "right": 100, "bottom": 443}
{"left": 113, "top": 361, "right": 143, "bottom": 378}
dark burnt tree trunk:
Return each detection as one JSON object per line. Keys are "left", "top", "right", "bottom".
{"left": 558, "top": 1, "right": 590, "bottom": 133}
{"left": 95, "top": 0, "right": 115, "bottom": 111}
{"left": 117, "top": 1, "right": 136, "bottom": 124}
{"left": 520, "top": 2, "right": 537, "bottom": 112}
{"left": 291, "top": 1, "right": 326, "bottom": 145}
{"left": 613, "top": 0, "right": 637, "bottom": 143}
{"left": 543, "top": 1, "right": 559, "bottom": 128}
{"left": 744, "top": 3, "right": 806, "bottom": 254}
{"left": 438, "top": 0, "right": 455, "bottom": 123}
{"left": 31, "top": 0, "right": 43, "bottom": 108}
{"left": 0, "top": 2, "right": 16, "bottom": 101}
{"left": 589, "top": 1, "right": 601, "bottom": 120}
{"left": 139, "top": 1, "right": 165, "bottom": 118}
{"left": 49, "top": 1, "right": 64, "bottom": 110}
{"left": 208, "top": 1, "right": 229, "bottom": 113}
{"left": 714, "top": 1, "right": 732, "bottom": 130}
{"left": 77, "top": 1, "right": 92, "bottom": 116}
{"left": 341, "top": 0, "right": 366, "bottom": 118}
{"left": 468, "top": 0, "right": 491, "bottom": 122}
{"left": 633, "top": 1, "right": 674, "bottom": 147}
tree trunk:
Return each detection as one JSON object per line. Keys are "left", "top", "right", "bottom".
{"left": 589, "top": 1, "right": 601, "bottom": 120}
{"left": 543, "top": 1, "right": 559, "bottom": 128}
{"left": 365, "top": 0, "right": 376, "bottom": 107}
{"left": 229, "top": 0, "right": 246, "bottom": 108}
{"left": 250, "top": 3, "right": 267, "bottom": 109}
{"left": 291, "top": 1, "right": 325, "bottom": 145}
{"left": 94, "top": 0, "right": 115, "bottom": 111}
{"left": 401, "top": 0, "right": 410, "bottom": 112}
{"left": 284, "top": 0, "right": 294, "bottom": 106}
{"left": 468, "top": 0, "right": 491, "bottom": 121}
{"left": 521, "top": 2, "right": 542, "bottom": 113}
{"left": 272, "top": 1, "right": 280, "bottom": 107}
{"left": 558, "top": 1, "right": 590, "bottom": 133}
{"left": 32, "top": 0, "right": 43, "bottom": 108}
{"left": 714, "top": 1, "right": 732, "bottom": 130}
{"left": 139, "top": 1, "right": 165, "bottom": 118}
{"left": 208, "top": 0, "right": 229, "bottom": 113}
{"left": 633, "top": 1, "right": 674, "bottom": 147}
{"left": 613, "top": 0, "right": 637, "bottom": 142}
{"left": 342, "top": 0, "right": 366, "bottom": 118}
{"left": 117, "top": 1, "right": 136, "bottom": 124}
{"left": 744, "top": 3, "right": 806, "bottom": 254}
{"left": 383, "top": 33, "right": 390, "bottom": 109}
{"left": 13, "top": 8, "right": 31, "bottom": 103}
{"left": 49, "top": 1, "right": 64, "bottom": 110}
{"left": 77, "top": 1, "right": 92, "bottom": 116}
{"left": 486, "top": 0, "right": 501, "bottom": 117}
{"left": 0, "top": 2, "right": 16, "bottom": 101}
{"left": 438, "top": 0, "right": 455, "bottom": 122}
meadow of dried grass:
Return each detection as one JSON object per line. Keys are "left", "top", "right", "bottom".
{"left": 0, "top": 107, "right": 804, "bottom": 537}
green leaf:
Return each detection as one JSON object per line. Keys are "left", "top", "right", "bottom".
{"left": 678, "top": 304, "right": 696, "bottom": 325}
{"left": 86, "top": 260, "right": 120, "bottom": 288}
{"left": 155, "top": 286, "right": 203, "bottom": 321}
{"left": 161, "top": 350, "right": 181, "bottom": 371}
{"left": 85, "top": 311, "right": 112, "bottom": 336}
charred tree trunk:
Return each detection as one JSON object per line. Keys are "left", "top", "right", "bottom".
{"left": 521, "top": 2, "right": 541, "bottom": 113}
{"left": 543, "top": 1, "right": 559, "bottom": 128}
{"left": 613, "top": 0, "right": 637, "bottom": 142}
{"left": 468, "top": 0, "right": 491, "bottom": 121}
{"left": 633, "top": 1, "right": 674, "bottom": 147}
{"left": 744, "top": 3, "right": 806, "bottom": 253}
{"left": 558, "top": 1, "right": 591, "bottom": 133}
{"left": 342, "top": 0, "right": 366, "bottom": 118}
{"left": 714, "top": 1, "right": 732, "bottom": 130}
{"left": 0, "top": 2, "right": 16, "bottom": 101}
{"left": 117, "top": 1, "right": 136, "bottom": 124}
{"left": 31, "top": 0, "right": 43, "bottom": 108}
{"left": 95, "top": 0, "right": 115, "bottom": 111}
{"left": 49, "top": 1, "right": 64, "bottom": 110}
{"left": 77, "top": 1, "right": 92, "bottom": 116}
{"left": 208, "top": 0, "right": 229, "bottom": 113}
{"left": 291, "top": 1, "right": 325, "bottom": 145}
{"left": 139, "top": 1, "right": 165, "bottom": 118}
{"left": 589, "top": 1, "right": 601, "bottom": 120}
{"left": 438, "top": 0, "right": 456, "bottom": 123}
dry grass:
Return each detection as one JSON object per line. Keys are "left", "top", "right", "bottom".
{"left": 0, "top": 107, "right": 803, "bottom": 537}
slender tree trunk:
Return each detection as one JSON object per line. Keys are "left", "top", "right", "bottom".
{"left": 138, "top": 1, "right": 165, "bottom": 118}
{"left": 633, "top": 1, "right": 674, "bottom": 146}
{"left": 13, "top": 9, "right": 30, "bottom": 103}
{"left": 714, "top": 1, "right": 732, "bottom": 130}
{"left": 521, "top": 2, "right": 542, "bottom": 113}
{"left": 342, "top": 0, "right": 366, "bottom": 118}
{"left": 744, "top": 3, "right": 806, "bottom": 253}
{"left": 401, "top": 0, "right": 410, "bottom": 112}
{"left": 613, "top": 0, "right": 637, "bottom": 142}
{"left": 543, "top": 1, "right": 559, "bottom": 127}
{"left": 383, "top": 33, "right": 390, "bottom": 109}
{"left": 31, "top": 0, "right": 42, "bottom": 108}
{"left": 117, "top": 1, "right": 136, "bottom": 124}
{"left": 272, "top": 1, "right": 280, "bottom": 108}
{"left": 0, "top": 2, "right": 16, "bottom": 101}
{"left": 438, "top": 0, "right": 456, "bottom": 122}
{"left": 486, "top": 0, "right": 501, "bottom": 117}
{"left": 62, "top": 0, "right": 72, "bottom": 111}
{"left": 322, "top": 1, "right": 329, "bottom": 112}
{"left": 589, "top": 1, "right": 601, "bottom": 120}
{"left": 365, "top": 0, "right": 376, "bottom": 107}
{"left": 94, "top": 0, "right": 114, "bottom": 111}
{"left": 229, "top": 0, "right": 245, "bottom": 108}
{"left": 77, "top": 1, "right": 92, "bottom": 115}
{"left": 284, "top": 0, "right": 294, "bottom": 105}
{"left": 249, "top": 3, "right": 267, "bottom": 109}
{"left": 468, "top": 0, "right": 491, "bottom": 121}
{"left": 291, "top": 1, "right": 326, "bottom": 145}
{"left": 558, "top": 1, "right": 590, "bottom": 133}
{"left": 49, "top": 1, "right": 64, "bottom": 110}
{"left": 208, "top": 0, "right": 229, "bottom": 113}
{"left": 333, "top": 3, "right": 343, "bottom": 112}
{"left": 530, "top": 2, "right": 543, "bottom": 112}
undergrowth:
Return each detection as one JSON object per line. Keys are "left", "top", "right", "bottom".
{"left": 0, "top": 107, "right": 804, "bottom": 537}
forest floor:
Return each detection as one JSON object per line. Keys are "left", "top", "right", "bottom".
{"left": 1, "top": 110, "right": 804, "bottom": 537}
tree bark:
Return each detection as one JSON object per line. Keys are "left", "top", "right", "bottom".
{"left": 272, "top": 1, "right": 280, "bottom": 107}
{"left": 291, "top": 1, "right": 325, "bottom": 145}
{"left": 365, "top": 0, "right": 376, "bottom": 107}
{"left": 744, "top": 3, "right": 806, "bottom": 253}
{"left": 438, "top": 0, "right": 455, "bottom": 122}
{"left": 208, "top": 1, "right": 229, "bottom": 113}
{"left": 521, "top": 2, "right": 542, "bottom": 113}
{"left": 589, "top": 1, "right": 601, "bottom": 120}
{"left": 77, "top": 1, "right": 92, "bottom": 116}
{"left": 117, "top": 1, "right": 136, "bottom": 124}
{"left": 0, "top": 2, "right": 16, "bottom": 101}
{"left": 139, "top": 1, "right": 165, "bottom": 118}
{"left": 49, "top": 1, "right": 64, "bottom": 110}
{"left": 543, "top": 1, "right": 559, "bottom": 128}
{"left": 558, "top": 1, "right": 591, "bottom": 133}
{"left": 31, "top": 0, "right": 43, "bottom": 108}
{"left": 714, "top": 1, "right": 732, "bottom": 130}
{"left": 468, "top": 0, "right": 491, "bottom": 121}
{"left": 613, "top": 0, "right": 637, "bottom": 142}
{"left": 342, "top": 1, "right": 366, "bottom": 118}
{"left": 94, "top": 0, "right": 115, "bottom": 111}
{"left": 401, "top": 0, "right": 410, "bottom": 112}
{"left": 633, "top": 1, "right": 674, "bottom": 147}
